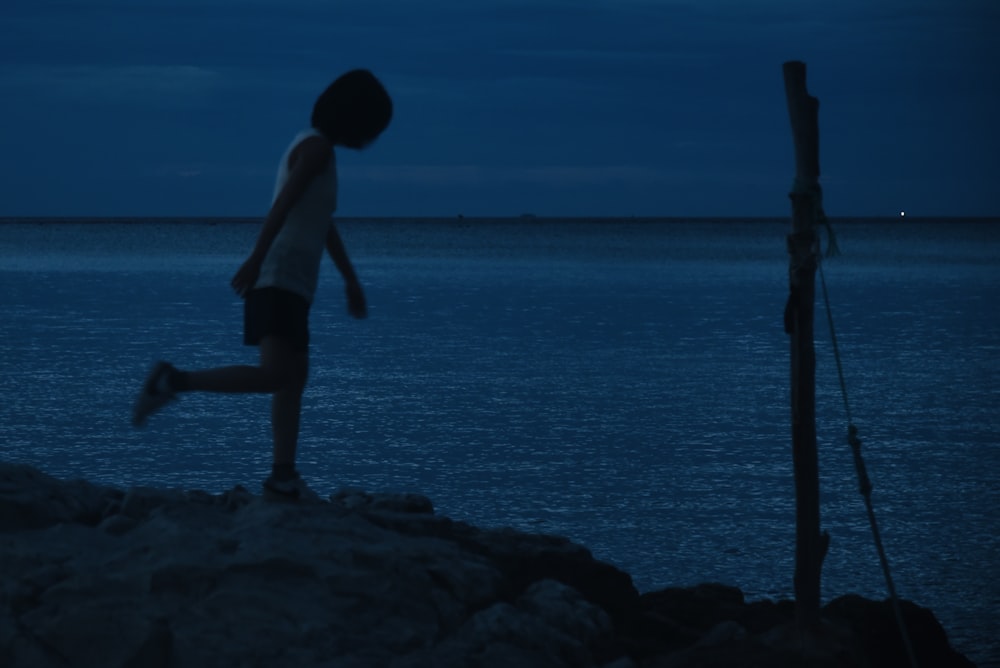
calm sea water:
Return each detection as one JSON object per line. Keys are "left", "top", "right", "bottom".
{"left": 1, "top": 217, "right": 998, "bottom": 665}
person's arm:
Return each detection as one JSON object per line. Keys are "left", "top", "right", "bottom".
{"left": 231, "top": 135, "right": 332, "bottom": 296}
{"left": 326, "top": 223, "right": 367, "bottom": 319}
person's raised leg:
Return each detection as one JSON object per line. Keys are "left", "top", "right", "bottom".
{"left": 133, "top": 340, "right": 300, "bottom": 426}
{"left": 183, "top": 360, "right": 288, "bottom": 394}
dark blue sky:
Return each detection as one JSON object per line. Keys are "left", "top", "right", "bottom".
{"left": 1, "top": 0, "right": 997, "bottom": 217}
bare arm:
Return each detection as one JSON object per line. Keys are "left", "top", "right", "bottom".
{"left": 326, "top": 223, "right": 367, "bottom": 318}
{"left": 325, "top": 222, "right": 358, "bottom": 285}
{"left": 231, "top": 135, "right": 332, "bottom": 296}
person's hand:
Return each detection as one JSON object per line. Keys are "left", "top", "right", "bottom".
{"left": 231, "top": 256, "right": 262, "bottom": 297}
{"left": 346, "top": 280, "right": 367, "bottom": 319}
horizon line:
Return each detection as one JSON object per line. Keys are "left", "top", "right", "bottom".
{"left": 2, "top": 215, "right": 997, "bottom": 223}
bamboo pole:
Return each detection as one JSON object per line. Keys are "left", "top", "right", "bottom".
{"left": 782, "top": 60, "right": 829, "bottom": 632}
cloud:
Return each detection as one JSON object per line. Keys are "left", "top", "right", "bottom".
{"left": 0, "top": 64, "right": 222, "bottom": 106}
{"left": 346, "top": 164, "right": 691, "bottom": 188}
{"left": 1, "top": 0, "right": 995, "bottom": 216}
{"left": 150, "top": 161, "right": 273, "bottom": 179}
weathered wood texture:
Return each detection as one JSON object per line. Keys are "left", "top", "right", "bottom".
{"left": 783, "top": 60, "right": 828, "bottom": 632}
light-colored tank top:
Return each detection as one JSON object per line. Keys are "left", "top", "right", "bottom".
{"left": 255, "top": 128, "right": 337, "bottom": 303}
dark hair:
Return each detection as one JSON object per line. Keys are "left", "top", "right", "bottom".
{"left": 311, "top": 69, "right": 392, "bottom": 149}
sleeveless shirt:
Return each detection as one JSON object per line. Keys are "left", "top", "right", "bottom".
{"left": 255, "top": 128, "right": 337, "bottom": 303}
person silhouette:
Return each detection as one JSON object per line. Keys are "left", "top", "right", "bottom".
{"left": 132, "top": 69, "right": 392, "bottom": 501}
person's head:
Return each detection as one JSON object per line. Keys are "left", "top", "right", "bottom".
{"left": 312, "top": 69, "right": 392, "bottom": 149}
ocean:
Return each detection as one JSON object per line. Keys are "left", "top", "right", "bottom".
{"left": 1, "top": 217, "right": 998, "bottom": 665}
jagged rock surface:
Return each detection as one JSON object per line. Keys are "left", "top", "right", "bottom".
{"left": 0, "top": 464, "right": 976, "bottom": 667}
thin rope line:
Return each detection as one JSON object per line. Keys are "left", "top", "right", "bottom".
{"left": 817, "top": 259, "right": 852, "bottom": 423}
{"left": 817, "top": 256, "right": 919, "bottom": 668}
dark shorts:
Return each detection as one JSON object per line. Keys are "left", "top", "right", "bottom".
{"left": 243, "top": 287, "right": 311, "bottom": 352}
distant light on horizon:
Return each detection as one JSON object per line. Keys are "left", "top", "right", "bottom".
{"left": 900, "top": 211, "right": 906, "bottom": 217}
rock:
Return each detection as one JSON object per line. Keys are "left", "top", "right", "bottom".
{"left": 21, "top": 602, "right": 171, "bottom": 668}
{"left": 648, "top": 639, "right": 818, "bottom": 668}
{"left": 696, "top": 621, "right": 748, "bottom": 648}
{"left": 0, "top": 464, "right": 119, "bottom": 530}
{"left": 455, "top": 525, "right": 641, "bottom": 619}
{"left": 759, "top": 619, "right": 865, "bottom": 667}
{"left": 0, "top": 463, "right": 978, "bottom": 668}
{"left": 824, "top": 594, "right": 977, "bottom": 668}
{"left": 411, "top": 580, "right": 615, "bottom": 667}
{"left": 603, "top": 658, "right": 639, "bottom": 668}
{"left": 118, "top": 485, "right": 186, "bottom": 521}
{"left": 740, "top": 598, "right": 796, "bottom": 634}
{"left": 330, "top": 487, "right": 434, "bottom": 514}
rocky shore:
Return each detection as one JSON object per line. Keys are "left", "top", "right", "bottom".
{"left": 0, "top": 463, "right": 976, "bottom": 667}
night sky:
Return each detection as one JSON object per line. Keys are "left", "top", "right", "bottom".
{"left": 2, "top": 0, "right": 997, "bottom": 218}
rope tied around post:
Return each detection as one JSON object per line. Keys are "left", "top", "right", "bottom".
{"left": 791, "top": 178, "right": 840, "bottom": 258}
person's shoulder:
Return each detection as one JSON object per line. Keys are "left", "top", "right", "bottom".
{"left": 297, "top": 131, "right": 332, "bottom": 153}
{"left": 290, "top": 132, "right": 333, "bottom": 171}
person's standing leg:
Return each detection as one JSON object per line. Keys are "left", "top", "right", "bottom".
{"left": 261, "top": 335, "right": 309, "bottom": 470}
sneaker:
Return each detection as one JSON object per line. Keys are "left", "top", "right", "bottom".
{"left": 132, "top": 361, "right": 177, "bottom": 427}
{"left": 262, "top": 473, "right": 321, "bottom": 503}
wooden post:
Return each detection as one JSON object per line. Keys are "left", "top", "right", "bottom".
{"left": 783, "top": 60, "right": 828, "bottom": 632}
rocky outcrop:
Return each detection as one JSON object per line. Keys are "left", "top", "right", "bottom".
{"left": 0, "top": 464, "right": 976, "bottom": 667}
